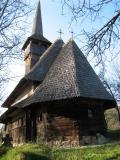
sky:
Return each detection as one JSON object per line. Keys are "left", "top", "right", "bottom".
{"left": 25, "top": 0, "right": 117, "bottom": 44}
{"left": 0, "top": 0, "right": 120, "bottom": 114}
{"left": 26, "top": 0, "right": 91, "bottom": 43}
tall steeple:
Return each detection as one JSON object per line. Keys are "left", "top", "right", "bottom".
{"left": 22, "top": 0, "right": 51, "bottom": 74}
{"left": 32, "top": 0, "right": 43, "bottom": 36}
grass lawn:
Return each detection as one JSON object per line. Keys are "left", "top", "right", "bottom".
{"left": 0, "top": 143, "right": 120, "bottom": 160}
{"left": 0, "top": 143, "right": 51, "bottom": 160}
{"left": 52, "top": 144, "right": 120, "bottom": 160}
{"left": 0, "top": 129, "right": 120, "bottom": 160}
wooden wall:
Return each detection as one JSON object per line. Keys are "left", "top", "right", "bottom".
{"left": 3, "top": 98, "right": 107, "bottom": 147}
{"left": 11, "top": 117, "right": 26, "bottom": 145}
{"left": 4, "top": 113, "right": 26, "bottom": 145}
{"left": 35, "top": 99, "right": 107, "bottom": 147}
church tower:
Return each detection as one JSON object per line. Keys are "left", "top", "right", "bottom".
{"left": 22, "top": 0, "right": 51, "bottom": 74}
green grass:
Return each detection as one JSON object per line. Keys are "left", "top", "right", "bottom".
{"left": 0, "top": 129, "right": 120, "bottom": 160}
{"left": 0, "top": 146, "right": 10, "bottom": 157}
{"left": 52, "top": 144, "right": 120, "bottom": 160}
{"left": 0, "top": 143, "right": 120, "bottom": 160}
{"left": 0, "top": 143, "right": 51, "bottom": 160}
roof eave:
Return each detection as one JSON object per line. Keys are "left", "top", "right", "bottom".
{"left": 22, "top": 95, "right": 116, "bottom": 110}
{"left": 22, "top": 35, "right": 51, "bottom": 50}
{"left": 1, "top": 78, "right": 30, "bottom": 108}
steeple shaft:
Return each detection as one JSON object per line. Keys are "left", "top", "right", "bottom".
{"left": 23, "top": 0, "right": 51, "bottom": 74}
{"left": 32, "top": 0, "right": 43, "bottom": 35}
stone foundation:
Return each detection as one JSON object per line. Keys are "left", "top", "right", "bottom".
{"left": 47, "top": 134, "right": 108, "bottom": 148}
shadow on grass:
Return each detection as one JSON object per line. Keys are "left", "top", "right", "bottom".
{"left": 0, "top": 146, "right": 11, "bottom": 156}
{"left": 23, "top": 153, "right": 51, "bottom": 160}
{"left": 106, "top": 154, "right": 120, "bottom": 160}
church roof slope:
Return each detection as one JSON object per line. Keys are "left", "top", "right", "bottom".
{"left": 25, "top": 39, "right": 115, "bottom": 106}
{"left": 2, "top": 39, "right": 64, "bottom": 108}
{"left": 25, "top": 39, "right": 64, "bottom": 81}
{"left": 1, "top": 78, "right": 27, "bottom": 108}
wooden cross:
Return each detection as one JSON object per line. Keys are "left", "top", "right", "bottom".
{"left": 58, "top": 29, "right": 63, "bottom": 39}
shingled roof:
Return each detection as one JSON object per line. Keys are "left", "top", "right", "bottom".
{"left": 25, "top": 39, "right": 64, "bottom": 81}
{"left": 2, "top": 39, "right": 64, "bottom": 108}
{"left": 24, "top": 39, "right": 115, "bottom": 107}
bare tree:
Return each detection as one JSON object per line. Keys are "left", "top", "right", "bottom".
{"left": 0, "top": 0, "right": 31, "bottom": 56}
{"left": 98, "top": 61, "right": 120, "bottom": 121}
{"left": 111, "top": 63, "right": 120, "bottom": 101}
{"left": 0, "top": 0, "right": 32, "bottom": 100}
{"left": 60, "top": 0, "right": 120, "bottom": 64}
{"left": 59, "top": 1, "right": 120, "bottom": 116}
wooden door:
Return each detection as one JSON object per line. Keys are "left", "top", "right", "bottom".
{"left": 26, "top": 109, "right": 37, "bottom": 142}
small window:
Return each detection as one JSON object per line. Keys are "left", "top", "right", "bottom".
{"left": 88, "top": 109, "right": 93, "bottom": 119}
{"left": 32, "top": 41, "right": 39, "bottom": 45}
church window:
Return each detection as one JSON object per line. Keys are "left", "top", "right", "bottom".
{"left": 88, "top": 109, "right": 93, "bottom": 119}
{"left": 32, "top": 41, "right": 39, "bottom": 45}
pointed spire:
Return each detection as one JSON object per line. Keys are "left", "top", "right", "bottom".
{"left": 32, "top": 0, "right": 43, "bottom": 35}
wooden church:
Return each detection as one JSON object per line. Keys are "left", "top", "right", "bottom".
{"left": 0, "top": 0, "right": 116, "bottom": 147}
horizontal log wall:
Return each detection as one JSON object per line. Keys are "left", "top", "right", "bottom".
{"left": 11, "top": 117, "right": 26, "bottom": 145}
{"left": 47, "top": 116, "right": 78, "bottom": 138}
{"left": 4, "top": 114, "right": 26, "bottom": 145}
{"left": 35, "top": 100, "right": 107, "bottom": 147}
{"left": 3, "top": 99, "right": 107, "bottom": 147}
